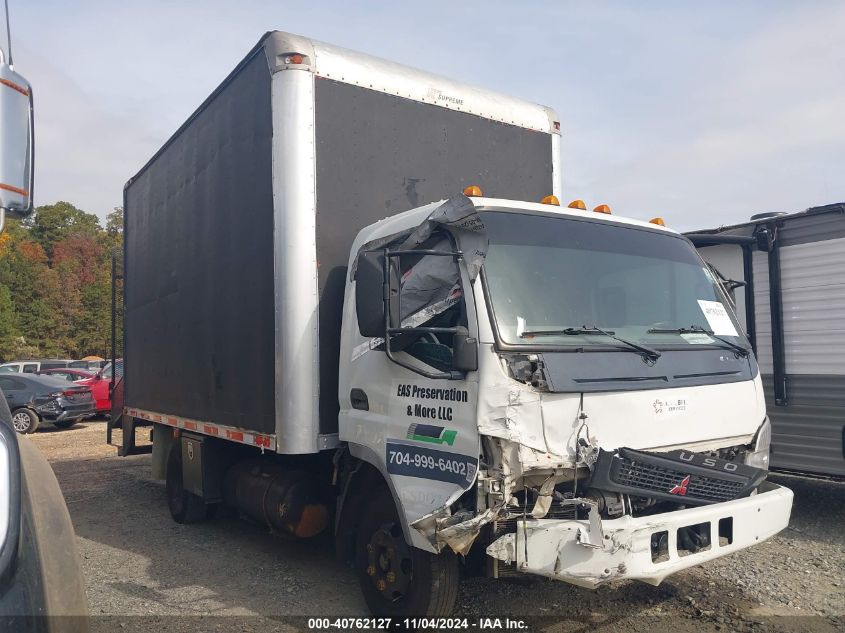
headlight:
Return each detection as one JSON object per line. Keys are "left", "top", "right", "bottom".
{"left": 745, "top": 417, "right": 771, "bottom": 470}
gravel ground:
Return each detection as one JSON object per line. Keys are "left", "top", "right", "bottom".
{"left": 29, "top": 420, "right": 844, "bottom": 632}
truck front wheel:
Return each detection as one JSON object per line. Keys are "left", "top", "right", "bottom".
{"left": 166, "top": 446, "right": 211, "bottom": 524}
{"left": 355, "top": 489, "right": 458, "bottom": 617}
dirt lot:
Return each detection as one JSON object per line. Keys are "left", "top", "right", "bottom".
{"left": 29, "top": 419, "right": 845, "bottom": 632}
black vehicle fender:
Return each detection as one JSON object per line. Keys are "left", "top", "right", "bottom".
{"left": 2, "top": 438, "right": 89, "bottom": 628}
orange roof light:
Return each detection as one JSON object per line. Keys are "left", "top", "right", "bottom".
{"left": 284, "top": 54, "right": 304, "bottom": 64}
{"left": 649, "top": 217, "right": 666, "bottom": 226}
{"left": 541, "top": 195, "right": 560, "bottom": 206}
{"left": 567, "top": 199, "right": 587, "bottom": 210}
{"left": 594, "top": 204, "right": 611, "bottom": 215}
{"left": 463, "top": 185, "right": 483, "bottom": 197}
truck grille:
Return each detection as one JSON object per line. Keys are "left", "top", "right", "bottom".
{"left": 616, "top": 456, "right": 745, "bottom": 503}
{"left": 589, "top": 447, "right": 767, "bottom": 506}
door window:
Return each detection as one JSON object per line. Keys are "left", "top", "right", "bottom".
{"left": 391, "top": 236, "right": 466, "bottom": 372}
{"left": 22, "top": 364, "right": 38, "bottom": 373}
{"left": 0, "top": 377, "right": 24, "bottom": 390}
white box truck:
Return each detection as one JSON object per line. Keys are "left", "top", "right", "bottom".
{"left": 112, "top": 31, "right": 793, "bottom": 617}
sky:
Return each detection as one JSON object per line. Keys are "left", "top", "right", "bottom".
{"left": 6, "top": 1, "right": 845, "bottom": 231}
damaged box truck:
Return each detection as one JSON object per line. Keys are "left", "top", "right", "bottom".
{"left": 114, "top": 31, "right": 793, "bottom": 617}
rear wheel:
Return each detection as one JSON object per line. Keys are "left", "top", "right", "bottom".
{"left": 166, "top": 446, "right": 210, "bottom": 524}
{"left": 11, "top": 408, "right": 39, "bottom": 434}
{"left": 53, "top": 420, "right": 76, "bottom": 429}
{"left": 355, "top": 489, "right": 458, "bottom": 617}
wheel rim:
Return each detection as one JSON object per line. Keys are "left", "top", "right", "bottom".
{"left": 365, "top": 522, "right": 413, "bottom": 603}
{"left": 12, "top": 411, "right": 31, "bottom": 432}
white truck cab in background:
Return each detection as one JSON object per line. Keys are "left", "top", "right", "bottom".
{"left": 118, "top": 31, "right": 793, "bottom": 618}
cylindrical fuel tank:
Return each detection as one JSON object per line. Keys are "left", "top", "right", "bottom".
{"left": 224, "top": 461, "right": 329, "bottom": 538}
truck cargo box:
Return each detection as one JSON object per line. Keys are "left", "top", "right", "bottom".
{"left": 124, "top": 31, "right": 560, "bottom": 453}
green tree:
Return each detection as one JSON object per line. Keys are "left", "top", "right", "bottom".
{"left": 0, "top": 201, "right": 121, "bottom": 359}
{"left": 0, "top": 284, "right": 19, "bottom": 361}
{"left": 24, "top": 201, "right": 101, "bottom": 260}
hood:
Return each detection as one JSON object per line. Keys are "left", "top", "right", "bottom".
{"left": 476, "top": 347, "right": 765, "bottom": 469}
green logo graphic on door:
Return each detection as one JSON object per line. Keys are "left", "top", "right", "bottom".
{"left": 407, "top": 423, "right": 458, "bottom": 446}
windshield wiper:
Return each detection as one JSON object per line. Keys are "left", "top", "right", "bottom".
{"left": 647, "top": 325, "right": 749, "bottom": 357}
{"left": 521, "top": 325, "right": 661, "bottom": 363}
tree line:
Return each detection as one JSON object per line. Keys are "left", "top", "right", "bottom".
{"left": 0, "top": 202, "right": 123, "bottom": 362}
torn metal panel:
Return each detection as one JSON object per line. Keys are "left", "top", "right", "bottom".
{"left": 475, "top": 349, "right": 578, "bottom": 465}
{"left": 529, "top": 474, "right": 557, "bottom": 519}
{"left": 411, "top": 502, "right": 506, "bottom": 556}
{"left": 351, "top": 194, "right": 488, "bottom": 281}
{"left": 434, "top": 508, "right": 499, "bottom": 555}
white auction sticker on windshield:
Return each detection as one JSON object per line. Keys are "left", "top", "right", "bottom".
{"left": 697, "top": 300, "right": 739, "bottom": 336}
{"left": 680, "top": 333, "right": 715, "bottom": 345}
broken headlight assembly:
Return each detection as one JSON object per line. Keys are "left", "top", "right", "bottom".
{"left": 744, "top": 417, "right": 771, "bottom": 471}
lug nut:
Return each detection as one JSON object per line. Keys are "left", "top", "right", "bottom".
{"left": 377, "top": 579, "right": 386, "bottom": 592}
{"left": 386, "top": 571, "right": 396, "bottom": 583}
{"left": 366, "top": 565, "right": 376, "bottom": 576}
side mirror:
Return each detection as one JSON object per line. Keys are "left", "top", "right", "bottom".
{"left": 0, "top": 54, "right": 34, "bottom": 229}
{"left": 355, "top": 249, "right": 387, "bottom": 338}
{"left": 452, "top": 326, "right": 478, "bottom": 372}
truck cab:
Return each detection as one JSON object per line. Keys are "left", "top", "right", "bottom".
{"left": 337, "top": 192, "right": 792, "bottom": 609}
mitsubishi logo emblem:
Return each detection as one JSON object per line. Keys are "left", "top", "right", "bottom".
{"left": 669, "top": 475, "right": 690, "bottom": 496}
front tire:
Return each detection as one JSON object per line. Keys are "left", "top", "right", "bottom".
{"left": 355, "top": 489, "right": 458, "bottom": 617}
{"left": 11, "top": 408, "right": 40, "bottom": 434}
{"left": 166, "top": 446, "right": 210, "bottom": 524}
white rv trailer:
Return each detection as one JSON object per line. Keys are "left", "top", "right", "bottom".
{"left": 690, "top": 202, "right": 845, "bottom": 478}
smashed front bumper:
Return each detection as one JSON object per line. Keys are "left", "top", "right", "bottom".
{"left": 486, "top": 481, "right": 793, "bottom": 588}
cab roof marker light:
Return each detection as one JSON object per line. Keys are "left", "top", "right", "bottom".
{"left": 463, "top": 185, "right": 482, "bottom": 197}
{"left": 567, "top": 199, "right": 587, "bottom": 210}
{"left": 594, "top": 204, "right": 611, "bottom": 214}
{"left": 541, "top": 195, "right": 560, "bottom": 206}
{"left": 649, "top": 217, "right": 666, "bottom": 226}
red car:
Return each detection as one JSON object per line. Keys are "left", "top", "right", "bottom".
{"left": 39, "top": 368, "right": 111, "bottom": 413}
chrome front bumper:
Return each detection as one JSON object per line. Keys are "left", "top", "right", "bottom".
{"left": 486, "top": 481, "right": 793, "bottom": 588}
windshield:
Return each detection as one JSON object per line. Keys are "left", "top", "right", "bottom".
{"left": 480, "top": 211, "right": 748, "bottom": 350}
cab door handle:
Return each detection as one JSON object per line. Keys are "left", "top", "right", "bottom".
{"left": 350, "top": 388, "right": 369, "bottom": 411}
